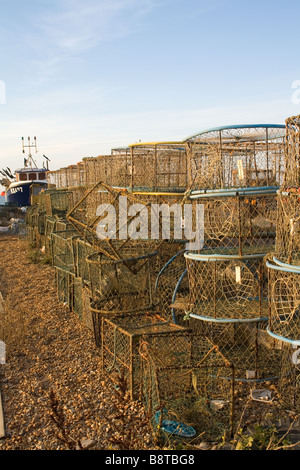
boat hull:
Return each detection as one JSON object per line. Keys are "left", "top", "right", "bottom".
{"left": 6, "top": 181, "right": 47, "bottom": 207}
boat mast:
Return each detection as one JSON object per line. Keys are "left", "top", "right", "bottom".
{"left": 22, "top": 136, "right": 38, "bottom": 168}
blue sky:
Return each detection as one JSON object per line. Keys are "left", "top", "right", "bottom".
{"left": 0, "top": 0, "right": 300, "bottom": 184}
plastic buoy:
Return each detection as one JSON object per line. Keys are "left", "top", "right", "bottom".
{"left": 154, "top": 410, "right": 196, "bottom": 438}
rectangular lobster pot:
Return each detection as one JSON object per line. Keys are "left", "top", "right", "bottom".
{"left": 277, "top": 341, "right": 300, "bottom": 412}
{"left": 66, "top": 181, "right": 187, "bottom": 259}
{"left": 51, "top": 230, "right": 80, "bottom": 274}
{"left": 55, "top": 266, "right": 72, "bottom": 307}
{"left": 101, "top": 313, "right": 192, "bottom": 400}
{"left": 140, "top": 335, "right": 236, "bottom": 439}
{"left": 284, "top": 115, "right": 300, "bottom": 188}
{"left": 86, "top": 249, "right": 158, "bottom": 315}
{"left": 275, "top": 189, "right": 300, "bottom": 266}
{"left": 188, "top": 317, "right": 282, "bottom": 385}
{"left": 128, "top": 142, "right": 188, "bottom": 192}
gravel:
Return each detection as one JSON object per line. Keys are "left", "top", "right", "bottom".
{"left": 0, "top": 235, "right": 156, "bottom": 450}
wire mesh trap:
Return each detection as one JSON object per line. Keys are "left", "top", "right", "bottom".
{"left": 50, "top": 230, "right": 80, "bottom": 274}
{"left": 267, "top": 257, "right": 300, "bottom": 343}
{"left": 101, "top": 312, "right": 192, "bottom": 400}
{"left": 128, "top": 142, "right": 188, "bottom": 192}
{"left": 277, "top": 342, "right": 300, "bottom": 412}
{"left": 187, "top": 187, "right": 278, "bottom": 256}
{"left": 185, "top": 124, "right": 286, "bottom": 191}
{"left": 66, "top": 181, "right": 187, "bottom": 260}
{"left": 184, "top": 250, "right": 269, "bottom": 321}
{"left": 188, "top": 317, "right": 282, "bottom": 386}
{"left": 86, "top": 248, "right": 158, "bottom": 317}
{"left": 284, "top": 115, "right": 300, "bottom": 188}
{"left": 154, "top": 250, "right": 189, "bottom": 323}
{"left": 275, "top": 189, "right": 300, "bottom": 266}
{"left": 139, "top": 335, "right": 235, "bottom": 439}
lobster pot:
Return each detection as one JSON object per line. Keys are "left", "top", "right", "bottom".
{"left": 69, "top": 273, "right": 84, "bottom": 320}
{"left": 129, "top": 142, "right": 188, "bottom": 192}
{"left": 81, "top": 284, "right": 93, "bottom": 331}
{"left": 27, "top": 226, "right": 38, "bottom": 246}
{"left": 55, "top": 266, "right": 71, "bottom": 307}
{"left": 186, "top": 124, "right": 286, "bottom": 191}
{"left": 55, "top": 219, "right": 73, "bottom": 232}
{"left": 278, "top": 342, "right": 300, "bottom": 411}
{"left": 48, "top": 190, "right": 74, "bottom": 217}
{"left": 82, "top": 155, "right": 131, "bottom": 188}
{"left": 267, "top": 257, "right": 300, "bottom": 343}
{"left": 140, "top": 337, "right": 235, "bottom": 439}
{"left": 184, "top": 251, "right": 268, "bottom": 321}
{"left": 75, "top": 238, "right": 95, "bottom": 283}
{"left": 101, "top": 313, "right": 191, "bottom": 400}
{"left": 275, "top": 189, "right": 300, "bottom": 265}
{"left": 67, "top": 181, "right": 188, "bottom": 258}
{"left": 44, "top": 216, "right": 57, "bottom": 258}
{"left": 37, "top": 211, "right": 46, "bottom": 236}
{"left": 189, "top": 317, "right": 282, "bottom": 384}
{"left": 51, "top": 230, "right": 79, "bottom": 274}
{"left": 154, "top": 250, "right": 189, "bottom": 323}
{"left": 284, "top": 115, "right": 300, "bottom": 187}
{"left": 26, "top": 204, "right": 40, "bottom": 227}
{"left": 188, "top": 188, "right": 277, "bottom": 256}
{"left": 86, "top": 249, "right": 158, "bottom": 314}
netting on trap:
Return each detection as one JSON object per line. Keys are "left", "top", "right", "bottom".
{"left": 154, "top": 250, "right": 189, "bottom": 323}
{"left": 128, "top": 142, "right": 188, "bottom": 192}
{"left": 187, "top": 188, "right": 278, "bottom": 256}
{"left": 55, "top": 266, "right": 72, "bottom": 307}
{"left": 267, "top": 257, "right": 300, "bottom": 343}
{"left": 284, "top": 115, "right": 300, "bottom": 187}
{"left": 51, "top": 230, "right": 80, "bottom": 274}
{"left": 101, "top": 312, "right": 192, "bottom": 400}
{"left": 277, "top": 342, "right": 300, "bottom": 411}
{"left": 47, "top": 163, "right": 87, "bottom": 189}
{"left": 275, "top": 189, "right": 300, "bottom": 265}
{"left": 67, "top": 181, "right": 187, "bottom": 260}
{"left": 83, "top": 154, "right": 132, "bottom": 188}
{"left": 74, "top": 238, "right": 95, "bottom": 284}
{"left": 86, "top": 249, "right": 158, "bottom": 314}
{"left": 184, "top": 250, "right": 269, "bottom": 321}
{"left": 44, "top": 216, "right": 58, "bottom": 257}
{"left": 188, "top": 318, "right": 282, "bottom": 384}
{"left": 139, "top": 336, "right": 235, "bottom": 438}
{"left": 185, "top": 124, "right": 286, "bottom": 191}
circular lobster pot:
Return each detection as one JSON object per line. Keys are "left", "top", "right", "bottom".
{"left": 275, "top": 188, "right": 300, "bottom": 266}
{"left": 184, "top": 250, "right": 268, "bottom": 322}
{"left": 267, "top": 257, "right": 300, "bottom": 344}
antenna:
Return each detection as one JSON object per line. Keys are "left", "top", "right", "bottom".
{"left": 21, "top": 136, "right": 38, "bottom": 168}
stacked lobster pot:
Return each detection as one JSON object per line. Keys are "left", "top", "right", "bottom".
{"left": 183, "top": 125, "right": 286, "bottom": 395}
{"left": 266, "top": 115, "right": 300, "bottom": 412}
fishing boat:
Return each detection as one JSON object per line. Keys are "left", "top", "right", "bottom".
{"left": 1, "top": 137, "right": 50, "bottom": 207}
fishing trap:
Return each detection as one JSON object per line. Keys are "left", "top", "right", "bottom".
{"left": 185, "top": 124, "right": 286, "bottom": 191}
{"left": 184, "top": 250, "right": 269, "bottom": 321}
{"left": 267, "top": 257, "right": 300, "bottom": 343}
{"left": 101, "top": 312, "right": 192, "bottom": 400}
